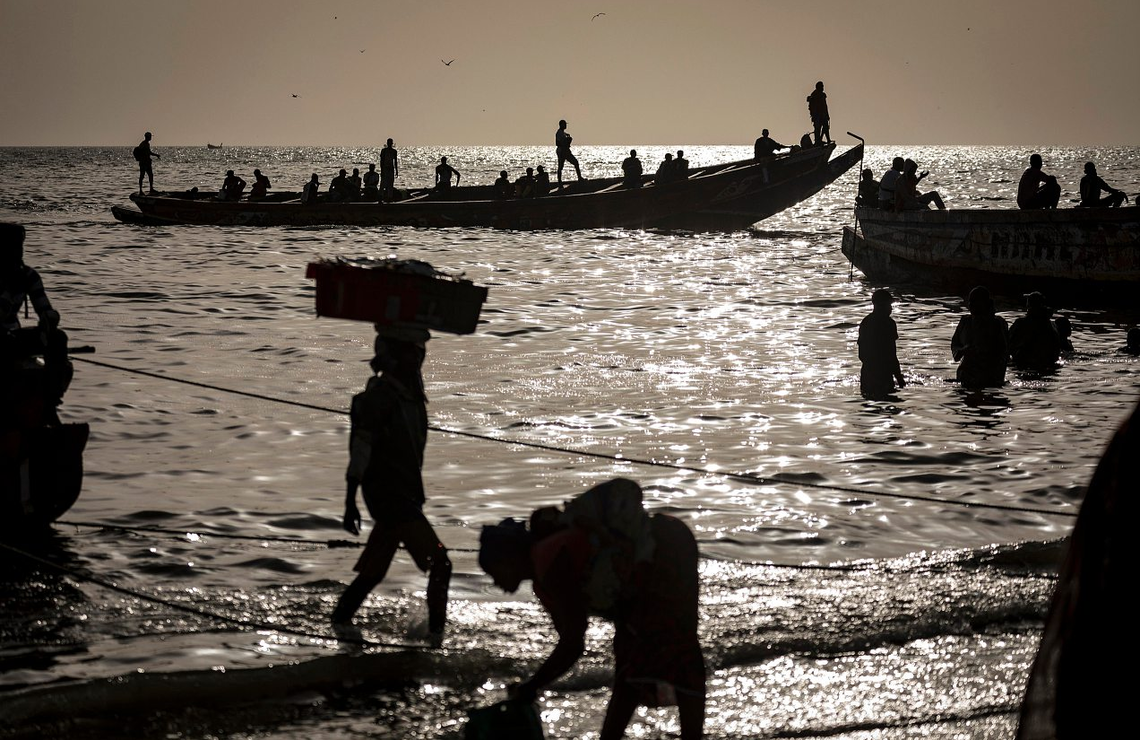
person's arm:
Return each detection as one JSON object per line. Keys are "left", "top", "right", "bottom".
{"left": 453, "top": 167, "right": 460, "bottom": 186}
{"left": 394, "top": 153, "right": 398, "bottom": 179}
{"left": 951, "top": 318, "right": 969, "bottom": 361}
{"left": 23, "top": 268, "right": 59, "bottom": 328}
{"left": 513, "top": 551, "right": 588, "bottom": 701}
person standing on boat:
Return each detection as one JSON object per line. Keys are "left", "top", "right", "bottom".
{"left": 380, "top": 139, "right": 399, "bottom": 202}
{"left": 622, "top": 150, "right": 643, "bottom": 188}
{"left": 0, "top": 223, "right": 71, "bottom": 408}
{"left": 1008, "top": 292, "right": 1062, "bottom": 371}
{"left": 857, "top": 289, "right": 906, "bottom": 400}
{"left": 362, "top": 164, "right": 380, "bottom": 201}
{"left": 895, "top": 159, "right": 945, "bottom": 211}
{"left": 1017, "top": 153, "right": 1060, "bottom": 210}
{"left": 1078, "top": 162, "right": 1128, "bottom": 208}
{"left": 951, "top": 286, "right": 1010, "bottom": 389}
{"left": 806, "top": 82, "right": 830, "bottom": 146}
{"left": 134, "top": 132, "right": 160, "bottom": 195}
{"left": 434, "top": 156, "right": 460, "bottom": 193}
{"left": 249, "top": 169, "right": 271, "bottom": 200}
{"left": 301, "top": 173, "right": 320, "bottom": 205}
{"left": 877, "top": 157, "right": 905, "bottom": 210}
{"left": 753, "top": 129, "right": 786, "bottom": 159}
{"left": 333, "top": 326, "right": 451, "bottom": 641}
{"left": 555, "top": 120, "right": 584, "bottom": 185}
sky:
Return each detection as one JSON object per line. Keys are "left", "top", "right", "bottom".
{"left": 1, "top": 0, "right": 1138, "bottom": 147}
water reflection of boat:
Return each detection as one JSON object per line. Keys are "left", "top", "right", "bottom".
{"left": 112, "top": 143, "right": 863, "bottom": 231}
{"left": 206, "top": 143, "right": 223, "bottom": 149}
{"left": 842, "top": 206, "right": 1140, "bottom": 301}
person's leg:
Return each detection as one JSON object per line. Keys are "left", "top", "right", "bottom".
{"left": 813, "top": 121, "right": 822, "bottom": 145}
{"left": 1044, "top": 177, "right": 1061, "bottom": 209}
{"left": 677, "top": 691, "right": 706, "bottom": 740}
{"left": 139, "top": 164, "right": 145, "bottom": 194}
{"left": 568, "top": 152, "right": 582, "bottom": 180}
{"left": 821, "top": 120, "right": 831, "bottom": 144}
{"left": 402, "top": 515, "right": 451, "bottom": 634}
{"left": 332, "top": 527, "right": 400, "bottom": 623}
{"left": 599, "top": 683, "right": 639, "bottom": 740}
{"left": 1108, "top": 191, "right": 1126, "bottom": 208}
{"left": 557, "top": 153, "right": 566, "bottom": 184}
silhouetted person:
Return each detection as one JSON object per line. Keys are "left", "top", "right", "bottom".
{"left": 1053, "top": 316, "right": 1074, "bottom": 355}
{"left": 856, "top": 168, "right": 879, "bottom": 207}
{"left": 807, "top": 81, "right": 830, "bottom": 145}
{"left": 249, "top": 169, "right": 271, "bottom": 199}
{"left": 478, "top": 479, "right": 705, "bottom": 740}
{"left": 1, "top": 223, "right": 71, "bottom": 408}
{"left": 1008, "top": 292, "right": 1062, "bottom": 370}
{"left": 753, "top": 129, "right": 785, "bottom": 159}
{"left": 534, "top": 165, "right": 551, "bottom": 196}
{"left": 1125, "top": 327, "right": 1140, "bottom": 356}
{"left": 348, "top": 168, "right": 363, "bottom": 200}
{"left": 556, "top": 119, "right": 583, "bottom": 184}
{"left": 301, "top": 173, "right": 320, "bottom": 205}
{"left": 655, "top": 153, "right": 675, "bottom": 185}
{"left": 895, "top": 159, "right": 945, "bottom": 211}
{"left": 1078, "top": 161, "right": 1127, "bottom": 208}
{"left": 878, "top": 157, "right": 905, "bottom": 209}
{"left": 328, "top": 169, "right": 351, "bottom": 202}
{"left": 494, "top": 170, "right": 513, "bottom": 200}
{"left": 380, "top": 139, "right": 399, "bottom": 201}
{"left": 515, "top": 167, "right": 537, "bottom": 198}
{"left": 622, "top": 150, "right": 643, "bottom": 188}
{"left": 951, "top": 286, "right": 1010, "bottom": 389}
{"left": 858, "top": 289, "right": 906, "bottom": 400}
{"left": 674, "top": 150, "right": 689, "bottom": 179}
{"left": 332, "top": 327, "right": 450, "bottom": 641}
{"left": 135, "top": 131, "right": 160, "bottom": 195}
{"left": 1018, "top": 153, "right": 1061, "bottom": 210}
{"left": 434, "top": 156, "right": 460, "bottom": 193}
{"left": 362, "top": 163, "right": 380, "bottom": 200}
{"left": 799, "top": 132, "right": 814, "bottom": 150}
{"left": 220, "top": 170, "right": 246, "bottom": 201}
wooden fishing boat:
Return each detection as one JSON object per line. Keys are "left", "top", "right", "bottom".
{"left": 841, "top": 206, "right": 1140, "bottom": 300}
{"left": 206, "top": 143, "right": 223, "bottom": 149}
{"left": 112, "top": 143, "right": 863, "bottom": 231}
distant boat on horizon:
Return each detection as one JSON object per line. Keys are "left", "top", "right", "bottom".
{"left": 206, "top": 143, "right": 223, "bottom": 149}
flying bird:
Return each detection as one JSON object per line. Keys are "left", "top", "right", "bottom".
{"left": 442, "top": 59, "right": 455, "bottom": 66}
{"left": 360, "top": 49, "right": 366, "bottom": 53}
{"left": 592, "top": 12, "right": 605, "bottom": 20}
{"left": 292, "top": 94, "right": 300, "bottom": 98}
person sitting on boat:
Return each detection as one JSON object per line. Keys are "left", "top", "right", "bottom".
{"left": 555, "top": 119, "right": 584, "bottom": 185}
{"left": 362, "top": 164, "right": 380, "bottom": 201}
{"left": 806, "top": 81, "right": 831, "bottom": 146}
{"left": 951, "top": 286, "right": 1010, "bottom": 389}
{"left": 0, "top": 223, "right": 71, "bottom": 409}
{"left": 494, "top": 170, "right": 513, "bottom": 200}
{"left": 349, "top": 168, "right": 363, "bottom": 201}
{"left": 858, "top": 289, "right": 906, "bottom": 400}
{"left": 249, "top": 169, "right": 271, "bottom": 200}
{"left": 622, "top": 150, "right": 643, "bottom": 188}
{"left": 856, "top": 168, "right": 879, "bottom": 208}
{"left": 655, "top": 153, "right": 675, "bottom": 186}
{"left": 754, "top": 129, "right": 786, "bottom": 159}
{"left": 534, "top": 165, "right": 551, "bottom": 196}
{"left": 674, "top": 150, "right": 690, "bottom": 179}
{"left": 329, "top": 169, "right": 352, "bottom": 202}
{"left": 1078, "top": 162, "right": 1128, "bottom": 208}
{"left": 1008, "top": 292, "right": 1062, "bottom": 371}
{"left": 1017, "top": 153, "right": 1061, "bottom": 210}
{"left": 877, "top": 157, "right": 905, "bottom": 210}
{"left": 515, "top": 167, "right": 537, "bottom": 198}
{"left": 219, "top": 170, "right": 246, "bottom": 201}
{"left": 895, "top": 159, "right": 945, "bottom": 211}
{"left": 301, "top": 173, "right": 320, "bottom": 205}
{"left": 434, "top": 156, "right": 460, "bottom": 193}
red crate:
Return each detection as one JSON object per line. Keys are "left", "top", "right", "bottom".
{"left": 306, "top": 258, "right": 488, "bottom": 335}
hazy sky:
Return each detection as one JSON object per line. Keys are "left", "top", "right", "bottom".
{"left": 2, "top": 0, "right": 1138, "bottom": 146}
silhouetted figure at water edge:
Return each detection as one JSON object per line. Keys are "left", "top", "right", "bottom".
{"left": 301, "top": 173, "right": 320, "bottom": 205}
{"left": 622, "top": 150, "right": 643, "bottom": 188}
{"left": 858, "top": 289, "right": 906, "bottom": 400}
{"left": 134, "top": 131, "right": 160, "bottom": 195}
{"left": 534, "top": 165, "right": 551, "bottom": 196}
{"left": 556, "top": 119, "right": 583, "bottom": 184}
{"left": 878, "top": 157, "right": 905, "bottom": 210}
{"left": 220, "top": 170, "right": 246, "bottom": 201}
{"left": 380, "top": 139, "right": 399, "bottom": 201}
{"left": 249, "top": 169, "right": 271, "bottom": 199}
{"left": 494, "top": 170, "right": 512, "bottom": 200}
{"left": 807, "top": 81, "right": 830, "bottom": 145}
{"left": 655, "top": 153, "right": 675, "bottom": 185}
{"left": 754, "top": 129, "right": 785, "bottom": 159}
{"left": 478, "top": 479, "right": 706, "bottom": 740}
{"left": 1, "top": 223, "right": 71, "bottom": 409}
{"left": 856, "top": 168, "right": 878, "bottom": 207}
{"left": 896, "top": 159, "right": 945, "bottom": 211}
{"left": 951, "top": 286, "right": 1009, "bottom": 389}
{"left": 515, "top": 167, "right": 537, "bottom": 198}
{"left": 1009, "top": 292, "right": 1062, "bottom": 371}
{"left": 1017, "top": 153, "right": 1061, "bottom": 210}
{"left": 1078, "top": 161, "right": 1128, "bottom": 208}
{"left": 434, "top": 156, "right": 460, "bottom": 193}
{"left": 332, "top": 327, "right": 450, "bottom": 641}
{"left": 674, "top": 150, "right": 689, "bottom": 179}
{"left": 362, "top": 164, "right": 380, "bottom": 200}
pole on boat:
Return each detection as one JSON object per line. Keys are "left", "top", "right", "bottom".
{"left": 846, "top": 132, "right": 866, "bottom": 281}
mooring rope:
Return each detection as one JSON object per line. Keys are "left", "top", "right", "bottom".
{"left": 72, "top": 355, "right": 1080, "bottom": 520}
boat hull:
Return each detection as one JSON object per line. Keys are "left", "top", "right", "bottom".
{"left": 1, "top": 423, "right": 89, "bottom": 534}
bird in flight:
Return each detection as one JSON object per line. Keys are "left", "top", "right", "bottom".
{"left": 592, "top": 12, "right": 605, "bottom": 21}
{"left": 360, "top": 49, "right": 366, "bottom": 53}
{"left": 442, "top": 59, "right": 455, "bottom": 66}
{"left": 292, "top": 94, "right": 300, "bottom": 98}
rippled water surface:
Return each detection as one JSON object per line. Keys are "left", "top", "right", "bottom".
{"left": 1, "top": 144, "right": 1138, "bottom": 739}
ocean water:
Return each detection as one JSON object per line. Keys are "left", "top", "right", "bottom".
{"left": 0, "top": 143, "right": 1138, "bottom": 739}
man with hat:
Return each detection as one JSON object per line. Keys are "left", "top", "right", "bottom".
{"left": 1009, "top": 291, "right": 1062, "bottom": 370}
{"left": 331, "top": 324, "right": 451, "bottom": 639}
{"left": 857, "top": 288, "right": 906, "bottom": 400}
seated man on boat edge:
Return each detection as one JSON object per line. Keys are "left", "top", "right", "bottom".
{"left": 434, "top": 156, "right": 461, "bottom": 194}
{"left": 362, "top": 164, "right": 380, "bottom": 201}
{"left": 220, "top": 170, "right": 246, "bottom": 201}
{"left": 1017, "top": 153, "right": 1060, "bottom": 210}
{"left": 895, "top": 159, "right": 945, "bottom": 211}
{"left": 754, "top": 129, "right": 786, "bottom": 159}
{"left": 301, "top": 173, "right": 320, "bottom": 205}
{"left": 249, "top": 169, "right": 271, "bottom": 200}
{"left": 494, "top": 170, "right": 513, "bottom": 200}
{"left": 877, "top": 157, "right": 905, "bottom": 210}
{"left": 1078, "top": 162, "right": 1128, "bottom": 208}
{"left": 622, "top": 150, "right": 643, "bottom": 188}
{"left": 856, "top": 168, "right": 879, "bottom": 208}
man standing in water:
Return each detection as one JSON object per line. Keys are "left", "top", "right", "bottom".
{"left": 857, "top": 289, "right": 906, "bottom": 400}
{"left": 555, "top": 119, "right": 583, "bottom": 185}
{"left": 332, "top": 326, "right": 450, "bottom": 641}
{"left": 951, "top": 286, "right": 1010, "bottom": 389}
{"left": 134, "top": 131, "right": 160, "bottom": 195}
{"left": 379, "top": 138, "right": 399, "bottom": 201}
